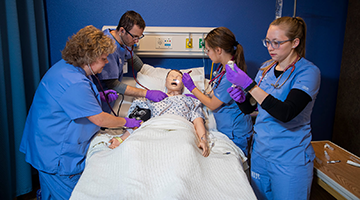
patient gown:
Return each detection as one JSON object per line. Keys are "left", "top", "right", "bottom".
{"left": 128, "top": 95, "right": 204, "bottom": 122}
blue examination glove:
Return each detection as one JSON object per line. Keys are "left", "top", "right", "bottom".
{"left": 145, "top": 90, "right": 168, "bottom": 102}
{"left": 124, "top": 117, "right": 142, "bottom": 128}
{"left": 227, "top": 86, "right": 246, "bottom": 103}
{"left": 100, "top": 89, "right": 118, "bottom": 102}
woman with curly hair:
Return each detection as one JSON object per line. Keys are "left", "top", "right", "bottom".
{"left": 20, "top": 25, "right": 142, "bottom": 199}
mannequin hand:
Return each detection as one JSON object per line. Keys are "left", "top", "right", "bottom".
{"left": 227, "top": 86, "right": 246, "bottom": 103}
{"left": 145, "top": 90, "right": 168, "bottom": 102}
{"left": 124, "top": 117, "right": 142, "bottom": 128}
{"left": 100, "top": 90, "right": 118, "bottom": 102}
{"left": 225, "top": 63, "right": 253, "bottom": 89}
{"left": 108, "top": 137, "right": 121, "bottom": 149}
{"left": 198, "top": 137, "right": 210, "bottom": 157}
{"left": 182, "top": 73, "right": 196, "bottom": 92}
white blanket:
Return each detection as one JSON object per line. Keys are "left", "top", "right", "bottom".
{"left": 70, "top": 114, "right": 256, "bottom": 200}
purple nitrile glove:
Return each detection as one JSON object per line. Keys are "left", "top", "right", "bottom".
{"left": 225, "top": 63, "right": 253, "bottom": 89}
{"left": 184, "top": 93, "right": 197, "bottom": 99}
{"left": 182, "top": 73, "right": 196, "bottom": 92}
{"left": 100, "top": 89, "right": 118, "bottom": 102}
{"left": 124, "top": 117, "right": 142, "bottom": 128}
{"left": 227, "top": 86, "right": 246, "bottom": 103}
{"left": 145, "top": 90, "right": 168, "bottom": 102}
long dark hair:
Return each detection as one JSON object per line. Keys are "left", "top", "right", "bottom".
{"left": 205, "top": 27, "right": 247, "bottom": 72}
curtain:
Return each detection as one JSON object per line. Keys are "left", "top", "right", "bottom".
{"left": 0, "top": 0, "right": 49, "bottom": 198}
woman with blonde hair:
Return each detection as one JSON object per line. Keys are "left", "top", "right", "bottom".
{"left": 20, "top": 25, "right": 142, "bottom": 199}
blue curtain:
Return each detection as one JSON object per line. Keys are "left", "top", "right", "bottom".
{"left": 0, "top": 0, "right": 49, "bottom": 198}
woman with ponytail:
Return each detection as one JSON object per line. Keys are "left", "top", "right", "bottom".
{"left": 226, "top": 17, "right": 320, "bottom": 199}
{"left": 182, "top": 27, "right": 253, "bottom": 156}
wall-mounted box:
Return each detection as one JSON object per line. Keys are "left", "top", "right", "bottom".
{"left": 102, "top": 26, "right": 215, "bottom": 58}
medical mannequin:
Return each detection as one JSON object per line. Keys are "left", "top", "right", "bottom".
{"left": 97, "top": 10, "right": 167, "bottom": 110}
{"left": 226, "top": 16, "right": 320, "bottom": 199}
{"left": 109, "top": 70, "right": 209, "bottom": 157}
{"left": 20, "top": 25, "right": 142, "bottom": 199}
{"left": 182, "top": 27, "right": 253, "bottom": 156}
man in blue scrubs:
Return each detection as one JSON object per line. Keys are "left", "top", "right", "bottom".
{"left": 20, "top": 25, "right": 142, "bottom": 199}
{"left": 98, "top": 10, "right": 167, "bottom": 109}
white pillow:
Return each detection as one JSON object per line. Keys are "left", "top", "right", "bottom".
{"left": 136, "top": 64, "right": 205, "bottom": 94}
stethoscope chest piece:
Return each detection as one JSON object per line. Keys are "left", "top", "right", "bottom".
{"left": 213, "top": 71, "right": 218, "bottom": 77}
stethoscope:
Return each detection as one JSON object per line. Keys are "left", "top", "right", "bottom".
{"left": 116, "top": 29, "right": 149, "bottom": 90}
{"left": 257, "top": 55, "right": 300, "bottom": 89}
{"left": 206, "top": 63, "right": 226, "bottom": 92}
{"left": 87, "top": 29, "right": 148, "bottom": 116}
{"left": 88, "top": 64, "right": 121, "bottom": 116}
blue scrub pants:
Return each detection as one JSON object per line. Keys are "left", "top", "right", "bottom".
{"left": 250, "top": 151, "right": 313, "bottom": 200}
{"left": 38, "top": 171, "right": 81, "bottom": 200}
{"left": 232, "top": 132, "right": 251, "bottom": 157}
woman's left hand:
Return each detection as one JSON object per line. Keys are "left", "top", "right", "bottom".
{"left": 227, "top": 86, "right": 246, "bottom": 103}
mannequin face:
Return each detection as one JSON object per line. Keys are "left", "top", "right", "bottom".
{"left": 165, "top": 70, "right": 184, "bottom": 94}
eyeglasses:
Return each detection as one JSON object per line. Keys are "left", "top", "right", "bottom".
{"left": 204, "top": 48, "right": 209, "bottom": 54}
{"left": 124, "top": 28, "right": 144, "bottom": 41}
{"left": 262, "top": 38, "right": 294, "bottom": 49}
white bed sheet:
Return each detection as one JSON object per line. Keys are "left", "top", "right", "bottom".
{"left": 70, "top": 114, "right": 256, "bottom": 200}
{"left": 71, "top": 65, "right": 256, "bottom": 199}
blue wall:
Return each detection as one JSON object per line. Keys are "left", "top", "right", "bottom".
{"left": 45, "top": 0, "right": 348, "bottom": 141}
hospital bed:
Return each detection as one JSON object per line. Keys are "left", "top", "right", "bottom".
{"left": 70, "top": 64, "right": 257, "bottom": 199}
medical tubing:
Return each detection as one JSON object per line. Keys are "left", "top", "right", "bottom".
{"left": 88, "top": 64, "right": 118, "bottom": 116}
{"left": 94, "top": 75, "right": 118, "bottom": 116}
{"left": 127, "top": 46, "right": 150, "bottom": 90}
{"left": 119, "top": 33, "right": 149, "bottom": 90}
{"left": 116, "top": 93, "right": 125, "bottom": 116}
{"left": 275, "top": 0, "right": 283, "bottom": 19}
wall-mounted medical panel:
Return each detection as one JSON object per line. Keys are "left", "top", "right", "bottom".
{"left": 102, "top": 26, "right": 215, "bottom": 58}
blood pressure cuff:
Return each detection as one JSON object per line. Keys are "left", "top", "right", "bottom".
{"left": 128, "top": 106, "right": 151, "bottom": 121}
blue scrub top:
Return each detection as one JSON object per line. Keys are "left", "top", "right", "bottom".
{"left": 20, "top": 59, "right": 103, "bottom": 175}
{"left": 212, "top": 72, "right": 253, "bottom": 140}
{"left": 97, "top": 29, "right": 131, "bottom": 87}
{"left": 253, "top": 58, "right": 321, "bottom": 165}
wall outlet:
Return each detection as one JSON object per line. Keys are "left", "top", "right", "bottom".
{"left": 186, "top": 38, "right": 193, "bottom": 48}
